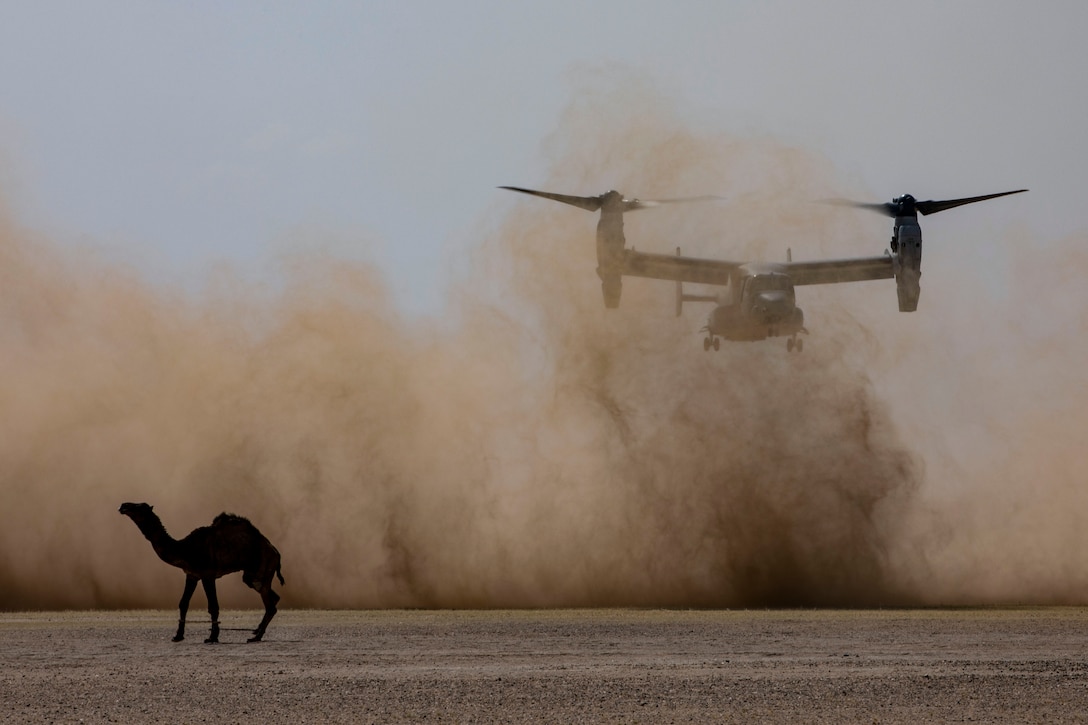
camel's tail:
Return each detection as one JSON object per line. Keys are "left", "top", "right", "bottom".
{"left": 276, "top": 566, "right": 285, "bottom": 586}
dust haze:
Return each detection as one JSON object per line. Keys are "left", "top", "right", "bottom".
{"left": 1, "top": 75, "right": 1082, "bottom": 610}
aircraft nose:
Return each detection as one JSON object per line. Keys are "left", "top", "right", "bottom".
{"left": 755, "top": 291, "right": 791, "bottom": 319}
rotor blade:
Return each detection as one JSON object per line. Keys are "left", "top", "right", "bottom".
{"left": 818, "top": 198, "right": 897, "bottom": 217}
{"left": 624, "top": 195, "right": 723, "bottom": 211}
{"left": 498, "top": 186, "right": 602, "bottom": 212}
{"left": 915, "top": 189, "right": 1028, "bottom": 216}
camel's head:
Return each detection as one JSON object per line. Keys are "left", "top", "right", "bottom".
{"left": 119, "top": 502, "right": 154, "bottom": 520}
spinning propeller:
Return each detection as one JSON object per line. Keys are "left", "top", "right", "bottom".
{"left": 824, "top": 189, "right": 1027, "bottom": 217}
{"left": 498, "top": 186, "right": 720, "bottom": 213}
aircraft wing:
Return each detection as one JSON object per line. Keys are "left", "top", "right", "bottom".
{"left": 621, "top": 250, "right": 742, "bottom": 286}
{"left": 620, "top": 250, "right": 894, "bottom": 288}
{"left": 784, "top": 256, "right": 894, "bottom": 286}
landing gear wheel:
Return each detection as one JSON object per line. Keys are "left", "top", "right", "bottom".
{"left": 796, "top": 338, "right": 803, "bottom": 353}
{"left": 712, "top": 337, "right": 720, "bottom": 351}
{"left": 787, "top": 338, "right": 794, "bottom": 352}
{"left": 703, "top": 337, "right": 711, "bottom": 352}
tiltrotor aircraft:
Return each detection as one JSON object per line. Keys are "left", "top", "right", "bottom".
{"left": 500, "top": 185, "right": 1026, "bottom": 351}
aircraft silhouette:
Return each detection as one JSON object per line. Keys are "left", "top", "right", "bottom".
{"left": 500, "top": 185, "right": 1026, "bottom": 351}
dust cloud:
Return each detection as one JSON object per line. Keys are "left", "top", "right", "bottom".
{"left": 0, "top": 73, "right": 1080, "bottom": 611}
{"left": 876, "top": 225, "right": 1088, "bottom": 606}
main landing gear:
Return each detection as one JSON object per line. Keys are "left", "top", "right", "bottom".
{"left": 702, "top": 333, "right": 804, "bottom": 352}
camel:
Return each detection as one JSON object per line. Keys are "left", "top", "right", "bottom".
{"left": 118, "top": 502, "right": 284, "bottom": 643}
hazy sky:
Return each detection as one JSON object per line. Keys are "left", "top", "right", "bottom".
{"left": 0, "top": 1, "right": 1082, "bottom": 312}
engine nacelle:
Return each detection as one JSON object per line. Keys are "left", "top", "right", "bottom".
{"left": 600, "top": 273, "right": 622, "bottom": 308}
{"left": 894, "top": 222, "right": 922, "bottom": 312}
{"left": 596, "top": 210, "right": 627, "bottom": 309}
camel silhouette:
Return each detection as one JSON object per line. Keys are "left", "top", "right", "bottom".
{"left": 119, "top": 502, "right": 284, "bottom": 643}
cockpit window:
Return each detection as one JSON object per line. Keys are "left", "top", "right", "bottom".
{"left": 749, "top": 274, "right": 789, "bottom": 291}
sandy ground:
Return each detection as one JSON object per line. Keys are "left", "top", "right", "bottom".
{"left": 3, "top": 608, "right": 1088, "bottom": 723}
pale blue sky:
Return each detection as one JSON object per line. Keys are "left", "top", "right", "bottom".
{"left": 1, "top": 1, "right": 1081, "bottom": 313}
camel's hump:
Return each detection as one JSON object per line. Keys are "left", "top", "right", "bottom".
{"left": 212, "top": 512, "right": 252, "bottom": 527}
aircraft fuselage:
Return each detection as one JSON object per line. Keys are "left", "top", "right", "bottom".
{"left": 704, "top": 267, "right": 805, "bottom": 344}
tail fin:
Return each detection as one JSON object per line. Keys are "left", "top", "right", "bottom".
{"left": 675, "top": 247, "right": 718, "bottom": 316}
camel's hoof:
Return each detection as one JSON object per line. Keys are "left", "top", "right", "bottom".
{"left": 172, "top": 636, "right": 184, "bottom": 642}
{"left": 203, "top": 638, "right": 219, "bottom": 644}
{"left": 247, "top": 634, "right": 264, "bottom": 643}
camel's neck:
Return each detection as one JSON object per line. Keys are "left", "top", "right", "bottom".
{"left": 129, "top": 514, "right": 185, "bottom": 568}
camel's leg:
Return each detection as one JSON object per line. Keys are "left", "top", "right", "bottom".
{"left": 174, "top": 576, "right": 198, "bottom": 642}
{"left": 201, "top": 577, "right": 220, "bottom": 644}
{"left": 247, "top": 577, "right": 279, "bottom": 643}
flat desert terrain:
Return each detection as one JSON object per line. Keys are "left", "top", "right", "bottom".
{"left": 3, "top": 608, "right": 1088, "bottom": 723}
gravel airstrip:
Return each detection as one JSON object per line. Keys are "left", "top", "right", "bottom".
{"left": 3, "top": 608, "right": 1088, "bottom": 723}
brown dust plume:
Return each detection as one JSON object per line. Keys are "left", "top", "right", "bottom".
{"left": 1, "top": 78, "right": 1014, "bottom": 611}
